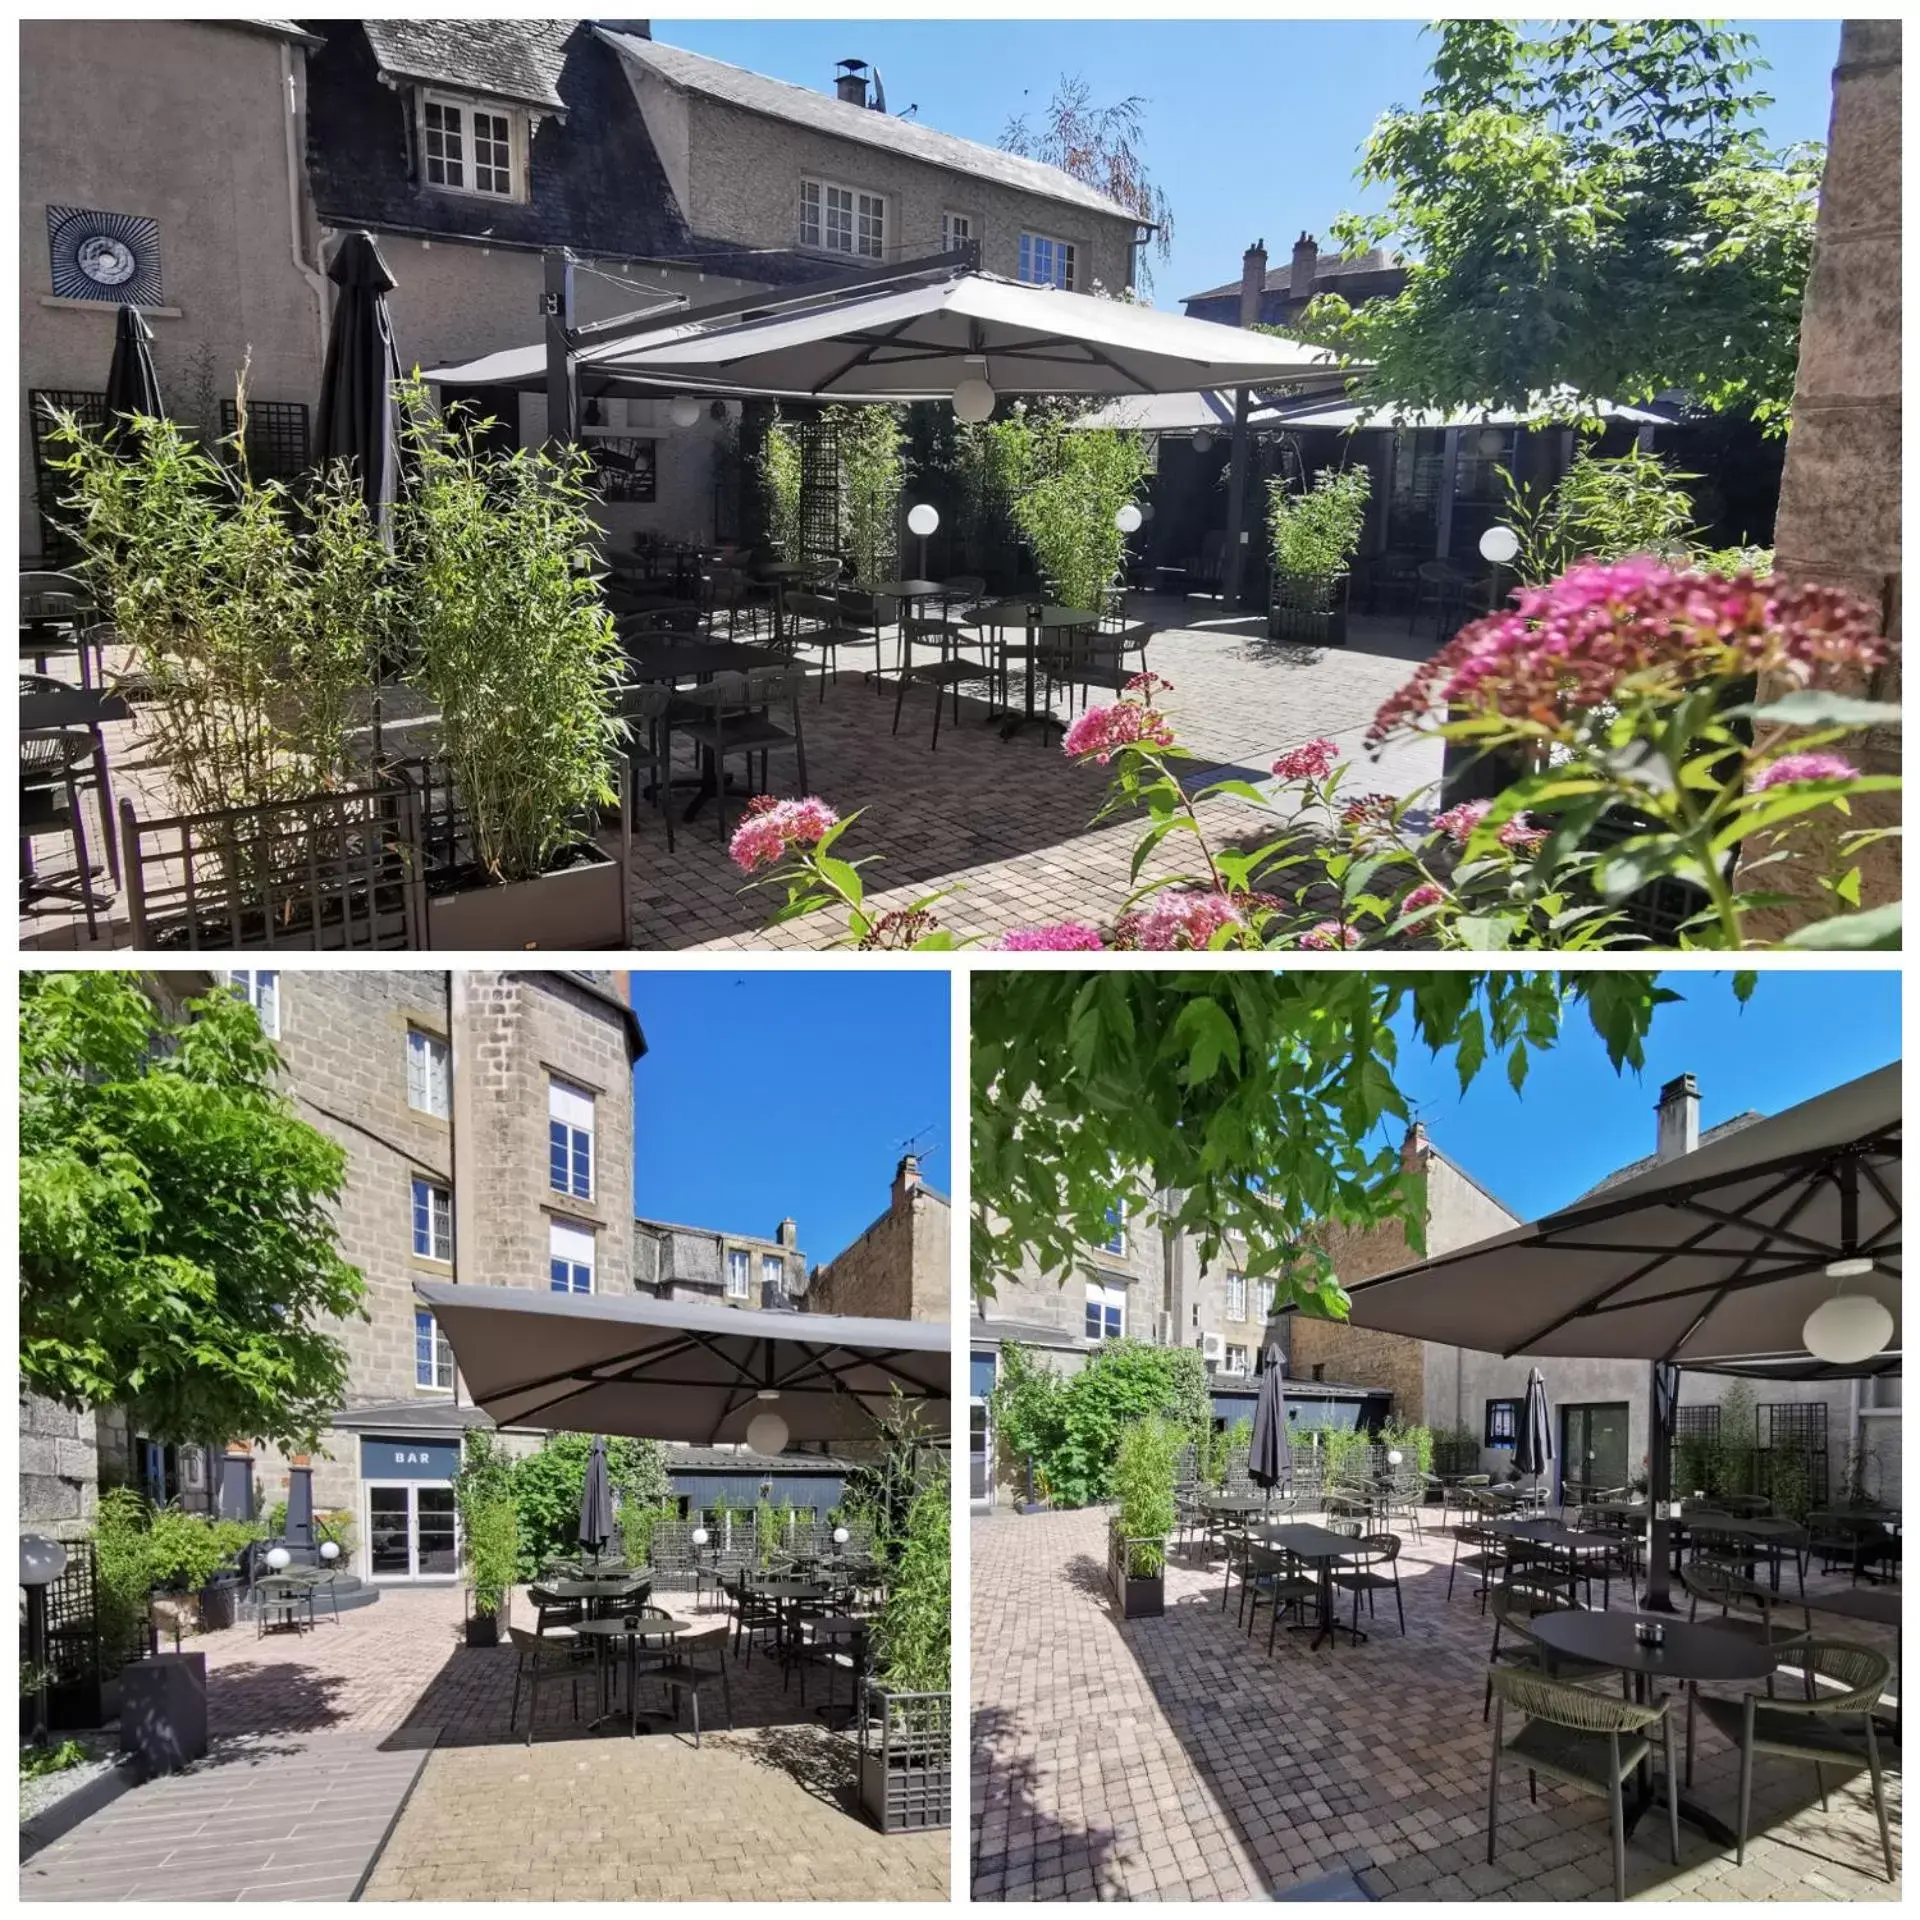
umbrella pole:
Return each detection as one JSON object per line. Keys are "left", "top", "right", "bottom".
{"left": 1642, "top": 1361, "right": 1676, "bottom": 1612}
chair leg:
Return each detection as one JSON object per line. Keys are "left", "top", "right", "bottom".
{"left": 1813, "top": 1761, "right": 1828, "bottom": 1813}
{"left": 691, "top": 1684, "right": 702, "bottom": 1750}
{"left": 1394, "top": 1577, "right": 1405, "bottom": 1635}
{"left": 720, "top": 1655, "right": 734, "bottom": 1731}
{"left": 1685, "top": 1682, "right": 1696, "bottom": 1785}
{"left": 1864, "top": 1714, "right": 1894, "bottom": 1881}
{"left": 1735, "top": 1727, "right": 1754, "bottom": 1865}
{"left": 791, "top": 698, "right": 808, "bottom": 790}
{"left": 1663, "top": 1709, "right": 1680, "bottom": 1867}
{"left": 1486, "top": 1698, "right": 1502, "bottom": 1864}
{"left": 1610, "top": 1770, "right": 1627, "bottom": 1902}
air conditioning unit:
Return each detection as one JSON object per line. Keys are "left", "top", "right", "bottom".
{"left": 1201, "top": 1332, "right": 1225, "bottom": 1365}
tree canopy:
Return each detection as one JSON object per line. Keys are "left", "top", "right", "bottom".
{"left": 1300, "top": 20, "right": 1822, "bottom": 427}
{"left": 971, "top": 969, "right": 1753, "bottom": 1304}
{"left": 20, "top": 972, "right": 367, "bottom": 1451}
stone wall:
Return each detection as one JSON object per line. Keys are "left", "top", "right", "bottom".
{"left": 806, "top": 1160, "right": 950, "bottom": 1322}
{"left": 19, "top": 1394, "right": 103, "bottom": 1541}
{"left": 987, "top": 1192, "right": 1166, "bottom": 1343}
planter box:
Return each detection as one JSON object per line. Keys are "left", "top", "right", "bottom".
{"left": 1268, "top": 572, "right": 1350, "bottom": 647}
{"left": 857, "top": 1687, "right": 951, "bottom": 1834}
{"left": 465, "top": 1613, "right": 501, "bottom": 1649}
{"left": 119, "top": 1652, "right": 208, "bottom": 1775}
{"left": 426, "top": 842, "right": 626, "bottom": 950}
{"left": 1108, "top": 1523, "right": 1167, "bottom": 1619}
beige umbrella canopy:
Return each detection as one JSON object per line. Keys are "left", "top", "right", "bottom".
{"left": 1342, "top": 1063, "right": 1900, "bottom": 1370}
{"left": 414, "top": 1283, "right": 950, "bottom": 1445}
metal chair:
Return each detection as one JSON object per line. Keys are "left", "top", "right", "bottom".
{"left": 1692, "top": 1641, "right": 1894, "bottom": 1882}
{"left": 1448, "top": 1522, "right": 1505, "bottom": 1609}
{"left": 667, "top": 667, "right": 809, "bottom": 840}
{"left": 1487, "top": 1667, "right": 1678, "bottom": 1902}
{"left": 1242, "top": 1545, "right": 1319, "bottom": 1654}
{"left": 506, "top": 1627, "right": 583, "bottom": 1745}
{"left": 1483, "top": 1573, "right": 1624, "bottom": 1722}
{"left": 783, "top": 590, "right": 881, "bottom": 697}
{"left": 650, "top": 1621, "right": 736, "bottom": 1748}
{"left": 891, "top": 616, "right": 979, "bottom": 748}
{"left": 1332, "top": 1532, "right": 1406, "bottom": 1637}
{"left": 614, "top": 681, "right": 678, "bottom": 852}
{"left": 1677, "top": 1564, "right": 1816, "bottom": 1785}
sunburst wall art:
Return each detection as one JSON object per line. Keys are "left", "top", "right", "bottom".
{"left": 47, "top": 206, "right": 163, "bottom": 306}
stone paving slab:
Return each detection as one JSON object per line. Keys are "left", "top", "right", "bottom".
{"left": 972, "top": 1505, "right": 1901, "bottom": 1902}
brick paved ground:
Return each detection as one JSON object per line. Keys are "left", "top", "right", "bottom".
{"left": 971, "top": 1506, "right": 1901, "bottom": 1902}
{"left": 22, "top": 595, "right": 1442, "bottom": 951}
{"left": 24, "top": 1585, "right": 946, "bottom": 1902}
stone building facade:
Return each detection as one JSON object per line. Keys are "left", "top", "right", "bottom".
{"left": 633, "top": 1214, "right": 807, "bottom": 1307}
{"left": 805, "top": 1155, "right": 950, "bottom": 1323}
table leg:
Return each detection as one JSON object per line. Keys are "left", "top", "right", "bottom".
{"left": 1619, "top": 1669, "right": 1745, "bottom": 1847}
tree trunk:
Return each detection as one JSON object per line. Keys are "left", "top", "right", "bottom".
{"left": 1735, "top": 20, "right": 1902, "bottom": 935}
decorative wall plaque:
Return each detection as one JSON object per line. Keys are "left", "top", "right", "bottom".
{"left": 47, "top": 205, "right": 163, "bottom": 305}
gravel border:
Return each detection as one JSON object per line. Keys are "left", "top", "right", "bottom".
{"left": 19, "top": 1738, "right": 138, "bottom": 1858}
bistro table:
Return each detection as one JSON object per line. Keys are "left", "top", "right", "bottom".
{"left": 962, "top": 601, "right": 1098, "bottom": 739}
{"left": 868, "top": 579, "right": 945, "bottom": 676}
{"left": 1253, "top": 1522, "right": 1370, "bottom": 1650}
{"left": 1530, "top": 1608, "right": 1777, "bottom": 1845}
{"left": 573, "top": 1612, "right": 687, "bottom": 1736}
{"left": 1486, "top": 1518, "right": 1619, "bottom": 1604}
{"left": 732, "top": 1577, "right": 834, "bottom": 1666}
{"left": 620, "top": 639, "right": 786, "bottom": 819}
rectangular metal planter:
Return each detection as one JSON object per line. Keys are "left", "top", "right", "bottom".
{"left": 1268, "top": 572, "right": 1350, "bottom": 647}
{"left": 1109, "top": 1524, "right": 1167, "bottom": 1619}
{"left": 857, "top": 1687, "right": 951, "bottom": 1833}
{"left": 426, "top": 843, "right": 626, "bottom": 951}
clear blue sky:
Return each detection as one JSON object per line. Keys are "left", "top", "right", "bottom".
{"left": 627, "top": 969, "right": 950, "bottom": 1265}
{"left": 1377, "top": 970, "right": 1900, "bottom": 1224}
{"left": 653, "top": 19, "right": 1841, "bottom": 308}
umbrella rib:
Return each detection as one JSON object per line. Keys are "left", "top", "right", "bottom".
{"left": 1855, "top": 1149, "right": 1900, "bottom": 1219}
{"left": 808, "top": 317, "right": 922, "bottom": 393}
{"left": 1673, "top": 1196, "right": 1863, "bottom": 1261}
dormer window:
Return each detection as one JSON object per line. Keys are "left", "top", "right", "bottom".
{"left": 419, "top": 91, "right": 525, "bottom": 202}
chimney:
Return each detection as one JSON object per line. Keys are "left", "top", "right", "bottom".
{"left": 775, "top": 1217, "right": 798, "bottom": 1249}
{"left": 1290, "top": 231, "right": 1318, "bottom": 300}
{"left": 834, "top": 58, "right": 869, "bottom": 106}
{"left": 1401, "top": 1119, "right": 1430, "bottom": 1170}
{"left": 892, "top": 1153, "right": 921, "bottom": 1210}
{"left": 1238, "top": 238, "right": 1267, "bottom": 327}
{"left": 1655, "top": 1074, "right": 1700, "bottom": 1163}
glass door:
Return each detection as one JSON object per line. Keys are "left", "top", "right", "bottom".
{"left": 970, "top": 1400, "right": 993, "bottom": 1509}
{"left": 1561, "top": 1404, "right": 1631, "bottom": 1503}
{"left": 365, "top": 1483, "right": 460, "bottom": 1581}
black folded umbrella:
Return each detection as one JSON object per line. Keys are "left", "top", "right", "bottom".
{"left": 1248, "top": 1343, "right": 1293, "bottom": 1495}
{"left": 578, "top": 1435, "right": 617, "bottom": 1571}
{"left": 103, "top": 304, "right": 165, "bottom": 460}
{"left": 315, "top": 230, "right": 403, "bottom": 536}
{"left": 1515, "top": 1366, "right": 1554, "bottom": 1503}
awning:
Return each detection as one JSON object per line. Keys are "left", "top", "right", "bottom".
{"left": 1340, "top": 1063, "right": 1899, "bottom": 1369}
{"left": 423, "top": 267, "right": 1345, "bottom": 403}
{"left": 414, "top": 1283, "right": 949, "bottom": 1444}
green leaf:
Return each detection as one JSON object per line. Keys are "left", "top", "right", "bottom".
{"left": 1778, "top": 904, "right": 1903, "bottom": 951}
{"left": 1173, "top": 996, "right": 1242, "bottom": 1085}
{"left": 1732, "top": 693, "right": 1904, "bottom": 729}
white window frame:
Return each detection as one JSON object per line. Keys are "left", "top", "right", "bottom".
{"left": 550, "top": 1220, "right": 595, "bottom": 1295}
{"left": 725, "top": 1248, "right": 752, "bottom": 1299}
{"left": 798, "top": 175, "right": 887, "bottom": 260}
{"left": 761, "top": 1253, "right": 786, "bottom": 1297}
{"left": 223, "top": 969, "right": 279, "bottom": 1038}
{"left": 548, "top": 1078, "right": 595, "bottom": 1202}
{"left": 1019, "top": 230, "right": 1077, "bottom": 291}
{"left": 407, "top": 1028, "right": 450, "bottom": 1119}
{"left": 411, "top": 1177, "right": 452, "bottom": 1264}
{"left": 414, "top": 1309, "right": 454, "bottom": 1392}
{"left": 1224, "top": 1343, "right": 1250, "bottom": 1376}
{"left": 1085, "top": 1281, "right": 1126, "bottom": 1343}
{"left": 1252, "top": 1280, "right": 1274, "bottom": 1325}
{"left": 1101, "top": 1203, "right": 1127, "bottom": 1258}
{"left": 1226, "top": 1272, "right": 1247, "bottom": 1321}
{"left": 941, "top": 209, "right": 974, "bottom": 254}
{"left": 419, "top": 89, "right": 525, "bottom": 202}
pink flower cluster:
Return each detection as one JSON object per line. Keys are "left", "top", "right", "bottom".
{"left": 1113, "top": 891, "right": 1242, "bottom": 951}
{"left": 1749, "top": 751, "right": 1859, "bottom": 793}
{"left": 1299, "top": 920, "right": 1362, "bottom": 950}
{"left": 1062, "top": 698, "right": 1175, "bottom": 765}
{"left": 1367, "top": 561, "right": 1888, "bottom": 748}
{"left": 727, "top": 795, "right": 839, "bottom": 873}
{"left": 1271, "top": 737, "right": 1341, "bottom": 782}
{"left": 1402, "top": 882, "right": 1447, "bottom": 914}
{"left": 996, "top": 924, "right": 1107, "bottom": 951}
{"left": 1435, "top": 799, "right": 1492, "bottom": 844}
{"left": 1497, "top": 815, "right": 1548, "bottom": 854}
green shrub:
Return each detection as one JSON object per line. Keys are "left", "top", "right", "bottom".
{"left": 829, "top": 402, "right": 906, "bottom": 584}
{"left": 987, "top": 409, "right": 1151, "bottom": 613}
{"left": 1711, "top": 1382, "right": 1760, "bottom": 1499}
{"left": 1319, "top": 1424, "right": 1371, "bottom": 1490}
{"left": 144, "top": 1509, "right": 258, "bottom": 1591}
{"left": 453, "top": 1431, "right": 520, "bottom": 1615}
{"left": 1497, "top": 447, "right": 1701, "bottom": 584}
{"left": 619, "top": 1499, "right": 675, "bottom": 1568}
{"left": 759, "top": 414, "right": 804, "bottom": 556}
{"left": 504, "top": 1432, "right": 669, "bottom": 1581}
{"left": 1267, "top": 464, "right": 1371, "bottom": 582}
{"left": 1114, "top": 1417, "right": 1180, "bottom": 1576}
{"left": 91, "top": 1487, "right": 155, "bottom": 1667}
{"left": 872, "top": 1454, "right": 949, "bottom": 1697}
{"left": 1379, "top": 1417, "right": 1434, "bottom": 1478}
{"left": 1012, "top": 1340, "right": 1209, "bottom": 1509}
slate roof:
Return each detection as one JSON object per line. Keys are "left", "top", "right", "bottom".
{"left": 1183, "top": 248, "right": 1402, "bottom": 305}
{"left": 238, "top": 19, "right": 324, "bottom": 49}
{"left": 598, "top": 30, "right": 1140, "bottom": 225}
{"left": 669, "top": 1447, "right": 859, "bottom": 1472}
{"left": 331, "top": 1400, "right": 496, "bottom": 1432}
{"left": 1573, "top": 1112, "right": 1768, "bottom": 1203}
{"left": 359, "top": 18, "right": 573, "bottom": 111}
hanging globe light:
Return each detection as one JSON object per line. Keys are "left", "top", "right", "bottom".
{"left": 668, "top": 394, "right": 703, "bottom": 429}
{"left": 952, "top": 376, "right": 996, "bottom": 424}
{"left": 1803, "top": 1292, "right": 1894, "bottom": 1366}
{"left": 746, "top": 1410, "right": 790, "bottom": 1456}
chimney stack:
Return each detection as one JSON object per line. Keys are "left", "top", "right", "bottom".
{"left": 1238, "top": 238, "right": 1267, "bottom": 327}
{"left": 1401, "top": 1119, "right": 1430, "bottom": 1169}
{"left": 1290, "top": 231, "right": 1318, "bottom": 300}
{"left": 775, "top": 1216, "right": 798, "bottom": 1249}
{"left": 1655, "top": 1074, "right": 1701, "bottom": 1163}
{"left": 892, "top": 1153, "right": 921, "bottom": 1209}
{"left": 834, "top": 58, "right": 869, "bottom": 106}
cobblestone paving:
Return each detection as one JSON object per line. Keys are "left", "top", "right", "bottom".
{"left": 26, "top": 1585, "right": 945, "bottom": 1902}
{"left": 23, "top": 598, "right": 1442, "bottom": 951}
{"left": 971, "top": 1506, "right": 1900, "bottom": 1902}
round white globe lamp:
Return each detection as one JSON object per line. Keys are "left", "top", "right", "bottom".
{"left": 319, "top": 1541, "right": 341, "bottom": 1564}
{"left": 907, "top": 503, "right": 940, "bottom": 537}
{"left": 1190, "top": 429, "right": 1214, "bottom": 454}
{"left": 952, "top": 376, "right": 996, "bottom": 425}
{"left": 1804, "top": 1292, "right": 1894, "bottom": 1367}
{"left": 691, "top": 1526, "right": 710, "bottom": 1549}
{"left": 20, "top": 1535, "right": 67, "bottom": 1587}
{"left": 746, "top": 1410, "right": 790, "bottom": 1456}
{"left": 1386, "top": 1449, "right": 1404, "bottom": 1468}
{"left": 668, "top": 394, "right": 703, "bottom": 429}
{"left": 1114, "top": 503, "right": 1144, "bottom": 535}
{"left": 1479, "top": 524, "right": 1520, "bottom": 566}
{"left": 833, "top": 1526, "right": 850, "bottom": 1547}
{"left": 265, "top": 1546, "right": 292, "bottom": 1572}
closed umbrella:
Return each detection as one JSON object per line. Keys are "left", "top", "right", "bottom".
{"left": 1247, "top": 1344, "right": 1293, "bottom": 1498}
{"left": 578, "top": 1435, "right": 616, "bottom": 1571}
{"left": 1514, "top": 1366, "right": 1554, "bottom": 1506}
{"left": 103, "top": 304, "right": 165, "bottom": 458}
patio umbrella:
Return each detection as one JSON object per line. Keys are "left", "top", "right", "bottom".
{"left": 1514, "top": 1366, "right": 1553, "bottom": 1506}
{"left": 577, "top": 1435, "right": 617, "bottom": 1571}
{"left": 103, "top": 304, "right": 165, "bottom": 458}
{"left": 1247, "top": 1344, "right": 1294, "bottom": 1497}
{"left": 413, "top": 1284, "right": 950, "bottom": 1444}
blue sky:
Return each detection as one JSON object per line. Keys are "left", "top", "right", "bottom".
{"left": 627, "top": 970, "right": 951, "bottom": 1264}
{"left": 1380, "top": 970, "right": 1901, "bottom": 1224}
{"left": 654, "top": 18, "right": 1841, "bottom": 307}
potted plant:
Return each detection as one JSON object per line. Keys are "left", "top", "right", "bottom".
{"left": 453, "top": 1431, "right": 518, "bottom": 1649}
{"left": 1108, "top": 1416, "right": 1178, "bottom": 1620}
{"left": 991, "top": 409, "right": 1152, "bottom": 614}
{"left": 142, "top": 1508, "right": 259, "bottom": 1638}
{"left": 394, "top": 380, "right": 631, "bottom": 949}
{"left": 1267, "top": 464, "right": 1371, "bottom": 646}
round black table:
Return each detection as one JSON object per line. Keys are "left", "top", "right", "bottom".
{"left": 1531, "top": 1609, "right": 1776, "bottom": 1844}
{"left": 573, "top": 1613, "right": 687, "bottom": 1735}
{"left": 963, "top": 601, "right": 1098, "bottom": 738}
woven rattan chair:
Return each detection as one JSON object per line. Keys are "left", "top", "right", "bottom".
{"left": 1488, "top": 1666, "right": 1678, "bottom": 1901}
{"left": 1693, "top": 1641, "right": 1894, "bottom": 1882}
{"left": 1677, "top": 1563, "right": 1816, "bottom": 1784}
{"left": 1483, "top": 1574, "right": 1625, "bottom": 1722}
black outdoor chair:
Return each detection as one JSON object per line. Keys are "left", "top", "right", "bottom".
{"left": 1331, "top": 1532, "right": 1407, "bottom": 1637}
{"left": 650, "top": 1622, "right": 736, "bottom": 1749}
{"left": 783, "top": 590, "right": 883, "bottom": 696}
{"left": 506, "top": 1626, "right": 583, "bottom": 1744}
{"left": 891, "top": 614, "right": 981, "bottom": 749}
{"left": 666, "top": 666, "right": 808, "bottom": 840}
{"left": 1242, "top": 1545, "right": 1319, "bottom": 1654}
{"left": 1447, "top": 1522, "right": 1506, "bottom": 1610}
{"left": 614, "top": 681, "right": 678, "bottom": 851}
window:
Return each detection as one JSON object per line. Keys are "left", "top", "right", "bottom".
{"left": 799, "top": 176, "right": 886, "bottom": 259}
{"left": 414, "top": 1310, "right": 453, "bottom": 1391}
{"left": 762, "top": 1253, "right": 786, "bottom": 1298}
{"left": 1085, "top": 1281, "right": 1126, "bottom": 1342}
{"left": 1102, "top": 1204, "right": 1127, "bottom": 1256}
{"left": 421, "top": 93, "right": 520, "bottom": 200}
{"left": 1224, "top": 1344, "right": 1249, "bottom": 1376}
{"left": 1252, "top": 1280, "right": 1274, "bottom": 1325}
{"left": 726, "top": 1249, "right": 752, "bottom": 1298}
{"left": 223, "top": 969, "right": 279, "bottom": 1037}
{"left": 411, "top": 1178, "right": 452, "bottom": 1263}
{"left": 1485, "top": 1398, "right": 1522, "bottom": 1448}
{"left": 1225, "top": 1273, "right": 1247, "bottom": 1321}
{"left": 548, "top": 1079, "right": 594, "bottom": 1201}
{"left": 1019, "top": 232, "right": 1077, "bottom": 290}
{"left": 550, "top": 1221, "right": 594, "bottom": 1294}
{"left": 407, "top": 1029, "right": 450, "bottom": 1118}
{"left": 941, "top": 210, "right": 973, "bottom": 253}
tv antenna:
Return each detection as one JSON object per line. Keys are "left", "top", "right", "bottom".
{"left": 897, "top": 1124, "right": 941, "bottom": 1166}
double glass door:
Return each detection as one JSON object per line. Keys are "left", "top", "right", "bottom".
{"left": 970, "top": 1401, "right": 993, "bottom": 1509}
{"left": 367, "top": 1483, "right": 458, "bottom": 1581}
{"left": 1561, "top": 1403, "right": 1631, "bottom": 1501}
